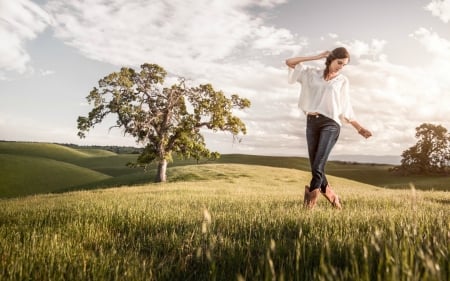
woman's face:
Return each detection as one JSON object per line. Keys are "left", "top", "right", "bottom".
{"left": 329, "top": 58, "right": 349, "bottom": 73}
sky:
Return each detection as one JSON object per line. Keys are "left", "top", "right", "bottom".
{"left": 1, "top": 0, "right": 450, "bottom": 163}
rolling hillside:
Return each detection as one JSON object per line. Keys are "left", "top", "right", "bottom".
{"left": 0, "top": 141, "right": 449, "bottom": 198}
{"left": 0, "top": 141, "right": 109, "bottom": 161}
{"left": 0, "top": 154, "right": 111, "bottom": 197}
{"left": 0, "top": 142, "right": 142, "bottom": 197}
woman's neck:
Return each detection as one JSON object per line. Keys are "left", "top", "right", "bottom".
{"left": 325, "top": 72, "right": 338, "bottom": 81}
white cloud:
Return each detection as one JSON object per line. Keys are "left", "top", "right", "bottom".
{"left": 45, "top": 0, "right": 301, "bottom": 75}
{"left": 39, "top": 69, "right": 55, "bottom": 76}
{"left": 410, "top": 28, "right": 450, "bottom": 58}
{"left": 425, "top": 0, "right": 450, "bottom": 23}
{"left": 337, "top": 39, "right": 387, "bottom": 61}
{"left": 337, "top": 32, "right": 450, "bottom": 155}
{"left": 43, "top": 0, "right": 307, "bottom": 150}
{"left": 0, "top": 0, "right": 52, "bottom": 78}
{"left": 250, "top": 0, "right": 287, "bottom": 8}
{"left": 0, "top": 111, "right": 138, "bottom": 146}
{"left": 251, "top": 26, "right": 301, "bottom": 55}
{"left": 410, "top": 27, "right": 450, "bottom": 90}
{"left": 40, "top": 0, "right": 308, "bottom": 155}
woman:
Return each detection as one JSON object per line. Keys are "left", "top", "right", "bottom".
{"left": 286, "top": 47, "right": 372, "bottom": 209}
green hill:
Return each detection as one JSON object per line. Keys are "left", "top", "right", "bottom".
{"left": 0, "top": 141, "right": 105, "bottom": 162}
{"left": 0, "top": 142, "right": 140, "bottom": 197}
{"left": 75, "top": 148, "right": 118, "bottom": 157}
{"left": 0, "top": 154, "right": 111, "bottom": 197}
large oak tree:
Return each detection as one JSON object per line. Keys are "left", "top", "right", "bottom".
{"left": 77, "top": 63, "right": 250, "bottom": 182}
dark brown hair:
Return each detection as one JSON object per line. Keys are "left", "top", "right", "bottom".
{"left": 323, "top": 47, "right": 350, "bottom": 79}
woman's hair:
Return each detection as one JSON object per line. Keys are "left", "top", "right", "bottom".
{"left": 323, "top": 47, "right": 350, "bottom": 79}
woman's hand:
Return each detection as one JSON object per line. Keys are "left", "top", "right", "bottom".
{"left": 349, "top": 120, "right": 372, "bottom": 139}
{"left": 317, "top": 51, "right": 331, "bottom": 59}
{"left": 358, "top": 127, "right": 372, "bottom": 139}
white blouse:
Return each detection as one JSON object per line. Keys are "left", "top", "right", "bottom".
{"left": 288, "top": 63, "right": 355, "bottom": 126}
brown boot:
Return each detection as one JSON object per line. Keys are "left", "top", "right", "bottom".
{"left": 321, "top": 185, "right": 342, "bottom": 209}
{"left": 304, "top": 185, "right": 320, "bottom": 209}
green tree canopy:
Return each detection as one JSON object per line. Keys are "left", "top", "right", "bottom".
{"left": 77, "top": 63, "right": 251, "bottom": 182}
{"left": 399, "top": 123, "right": 450, "bottom": 175}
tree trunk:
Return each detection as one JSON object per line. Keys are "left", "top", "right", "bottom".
{"left": 155, "top": 159, "right": 167, "bottom": 182}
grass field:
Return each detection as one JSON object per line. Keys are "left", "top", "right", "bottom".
{"left": 0, "top": 164, "right": 448, "bottom": 280}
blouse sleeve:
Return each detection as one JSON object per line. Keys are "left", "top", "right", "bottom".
{"left": 287, "top": 63, "right": 305, "bottom": 84}
{"left": 339, "top": 77, "right": 356, "bottom": 124}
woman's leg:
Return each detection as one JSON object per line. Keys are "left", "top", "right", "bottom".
{"left": 306, "top": 115, "right": 340, "bottom": 192}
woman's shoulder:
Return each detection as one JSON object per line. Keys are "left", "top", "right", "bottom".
{"left": 340, "top": 74, "right": 349, "bottom": 83}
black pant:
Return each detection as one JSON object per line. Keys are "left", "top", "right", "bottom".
{"left": 306, "top": 114, "right": 340, "bottom": 192}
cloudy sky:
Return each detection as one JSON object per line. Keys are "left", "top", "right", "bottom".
{"left": 1, "top": 0, "right": 450, "bottom": 162}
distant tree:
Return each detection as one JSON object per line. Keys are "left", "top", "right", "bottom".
{"left": 77, "top": 63, "right": 250, "bottom": 182}
{"left": 399, "top": 123, "right": 450, "bottom": 175}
